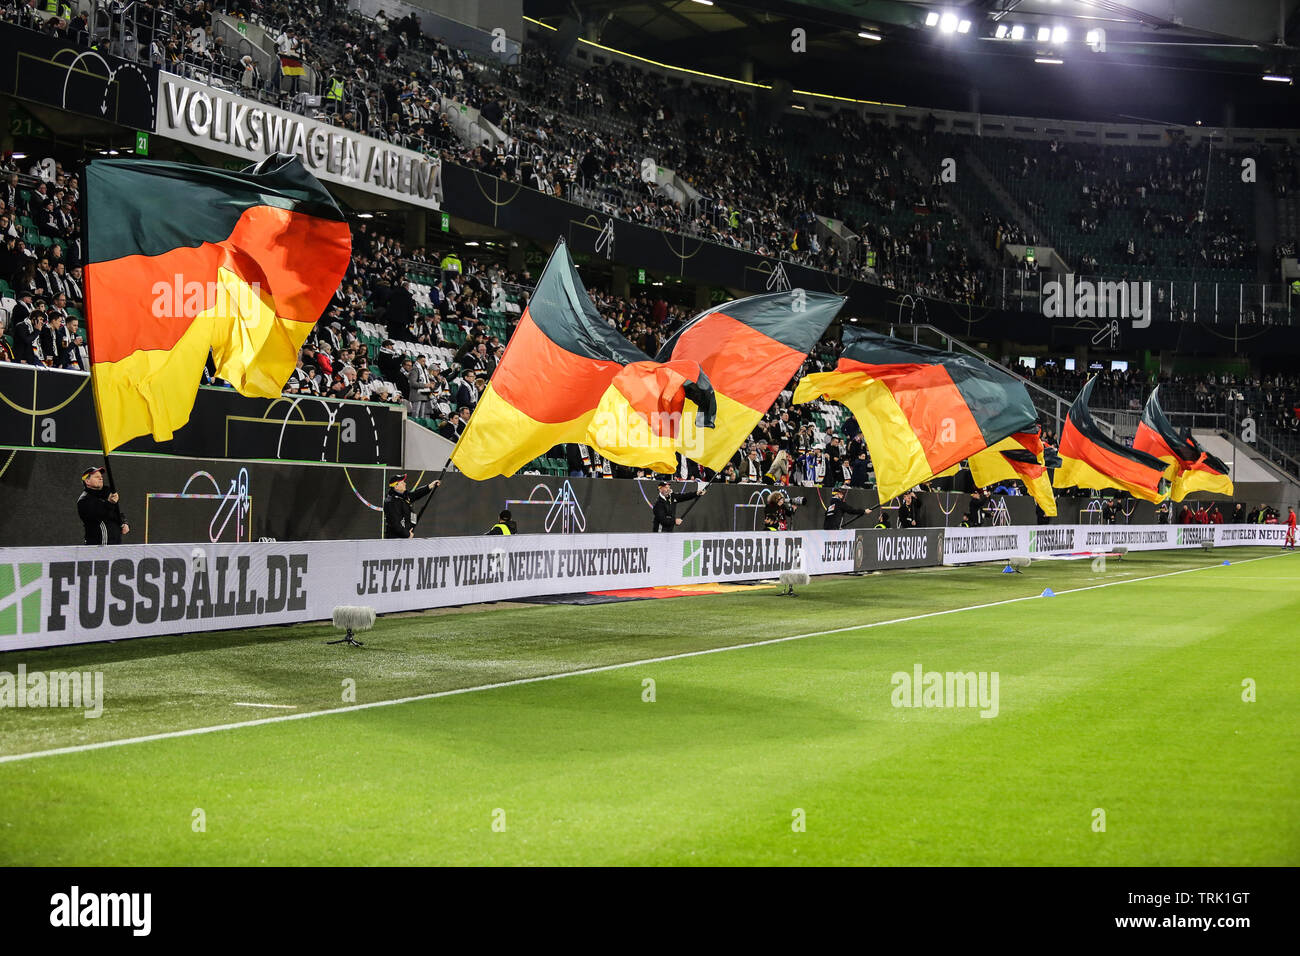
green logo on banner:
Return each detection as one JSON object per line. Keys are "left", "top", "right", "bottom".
{"left": 0, "top": 563, "right": 43, "bottom": 637}
{"left": 637, "top": 269, "right": 646, "bottom": 284}
{"left": 440, "top": 212, "right": 450, "bottom": 233}
{"left": 135, "top": 131, "right": 149, "bottom": 155}
{"left": 682, "top": 540, "right": 703, "bottom": 577}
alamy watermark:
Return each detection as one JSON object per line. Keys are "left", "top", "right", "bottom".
{"left": 1042, "top": 274, "right": 1152, "bottom": 328}
{"left": 890, "top": 663, "right": 999, "bottom": 717}
{"left": 588, "top": 407, "right": 706, "bottom": 459}
{"left": 151, "top": 273, "right": 264, "bottom": 319}
{"left": 0, "top": 665, "right": 104, "bottom": 717}
{"left": 50, "top": 886, "right": 150, "bottom": 935}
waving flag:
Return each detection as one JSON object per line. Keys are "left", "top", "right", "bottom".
{"left": 451, "top": 241, "right": 715, "bottom": 479}
{"left": 84, "top": 154, "right": 351, "bottom": 452}
{"left": 968, "top": 427, "right": 1057, "bottom": 516}
{"left": 1053, "top": 377, "right": 1168, "bottom": 502}
{"left": 654, "top": 290, "right": 844, "bottom": 470}
{"left": 1133, "top": 387, "right": 1233, "bottom": 501}
{"left": 793, "top": 329, "right": 1038, "bottom": 502}
{"left": 278, "top": 55, "right": 306, "bottom": 77}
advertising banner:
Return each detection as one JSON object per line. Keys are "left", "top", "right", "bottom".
{"left": 1, "top": 525, "right": 1285, "bottom": 651}
{"left": 0, "top": 530, "right": 857, "bottom": 650}
{"left": 941, "top": 527, "right": 1030, "bottom": 566}
{"left": 0, "top": 21, "right": 158, "bottom": 131}
{"left": 0, "top": 363, "right": 405, "bottom": 466}
{"left": 154, "top": 73, "right": 442, "bottom": 207}
{"left": 855, "top": 528, "right": 944, "bottom": 571}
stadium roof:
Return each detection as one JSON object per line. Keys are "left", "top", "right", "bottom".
{"left": 525, "top": 0, "right": 1300, "bottom": 127}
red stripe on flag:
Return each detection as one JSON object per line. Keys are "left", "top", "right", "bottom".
{"left": 490, "top": 311, "right": 624, "bottom": 422}
{"left": 841, "top": 359, "right": 987, "bottom": 469}
{"left": 670, "top": 311, "right": 803, "bottom": 410}
{"left": 1060, "top": 418, "right": 1164, "bottom": 489}
{"left": 86, "top": 205, "right": 348, "bottom": 363}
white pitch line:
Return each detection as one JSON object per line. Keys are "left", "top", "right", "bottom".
{"left": 232, "top": 702, "right": 297, "bottom": 709}
{"left": 0, "top": 551, "right": 1291, "bottom": 765}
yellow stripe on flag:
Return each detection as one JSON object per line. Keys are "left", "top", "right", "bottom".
{"left": 450, "top": 382, "right": 597, "bottom": 481}
{"left": 206, "top": 267, "right": 311, "bottom": 398}
{"left": 1170, "top": 469, "right": 1233, "bottom": 502}
{"left": 586, "top": 388, "right": 704, "bottom": 474}
{"left": 686, "top": 391, "right": 762, "bottom": 472}
{"left": 794, "top": 370, "right": 929, "bottom": 503}
{"left": 91, "top": 266, "right": 310, "bottom": 452}
{"left": 92, "top": 306, "right": 214, "bottom": 452}
{"left": 968, "top": 438, "right": 1057, "bottom": 516}
{"left": 1052, "top": 456, "right": 1165, "bottom": 503}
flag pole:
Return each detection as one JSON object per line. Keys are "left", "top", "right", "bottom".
{"left": 415, "top": 467, "right": 445, "bottom": 526}
{"left": 677, "top": 464, "right": 727, "bottom": 520}
{"left": 78, "top": 163, "right": 118, "bottom": 494}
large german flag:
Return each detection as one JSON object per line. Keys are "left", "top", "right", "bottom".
{"left": 450, "top": 241, "right": 715, "bottom": 479}
{"left": 1053, "top": 377, "right": 1169, "bottom": 502}
{"left": 84, "top": 155, "right": 351, "bottom": 452}
{"left": 1133, "top": 386, "right": 1233, "bottom": 501}
{"left": 793, "top": 330, "right": 1038, "bottom": 502}
{"left": 968, "top": 427, "right": 1057, "bottom": 516}
{"left": 653, "top": 290, "right": 844, "bottom": 470}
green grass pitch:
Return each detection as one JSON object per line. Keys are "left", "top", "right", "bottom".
{"left": 0, "top": 548, "right": 1296, "bottom": 866}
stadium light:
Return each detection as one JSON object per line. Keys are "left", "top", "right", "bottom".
{"left": 958, "top": 19, "right": 971, "bottom": 34}
{"left": 940, "top": 13, "right": 958, "bottom": 33}
{"left": 1052, "top": 26, "right": 1068, "bottom": 44}
{"left": 1035, "top": 57, "right": 1064, "bottom": 65}
{"left": 995, "top": 24, "right": 1008, "bottom": 39}
{"left": 689, "top": 0, "right": 714, "bottom": 6}
{"left": 858, "top": 31, "right": 882, "bottom": 41}
{"left": 925, "top": 12, "right": 940, "bottom": 27}
{"left": 1010, "top": 25, "right": 1025, "bottom": 40}
{"left": 1262, "top": 73, "right": 1293, "bottom": 83}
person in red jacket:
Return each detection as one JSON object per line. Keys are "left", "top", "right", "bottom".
{"left": 1287, "top": 507, "right": 1297, "bottom": 550}
{"left": 1195, "top": 505, "right": 1209, "bottom": 524}
{"left": 1210, "top": 505, "right": 1224, "bottom": 524}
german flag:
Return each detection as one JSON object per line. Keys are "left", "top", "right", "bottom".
{"left": 1133, "top": 386, "right": 1233, "bottom": 501}
{"left": 279, "top": 55, "right": 306, "bottom": 77}
{"left": 1053, "top": 377, "right": 1168, "bottom": 502}
{"left": 968, "top": 427, "right": 1057, "bottom": 516}
{"left": 654, "top": 290, "right": 844, "bottom": 471}
{"left": 793, "top": 330, "right": 1038, "bottom": 502}
{"left": 84, "top": 155, "right": 351, "bottom": 452}
{"left": 450, "top": 241, "right": 715, "bottom": 479}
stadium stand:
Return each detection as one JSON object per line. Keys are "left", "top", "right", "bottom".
{"left": 3, "top": 0, "right": 1300, "bottom": 492}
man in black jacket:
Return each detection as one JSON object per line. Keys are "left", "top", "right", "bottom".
{"left": 823, "top": 484, "right": 866, "bottom": 530}
{"left": 77, "top": 466, "right": 128, "bottom": 545}
{"left": 652, "top": 479, "right": 705, "bottom": 531}
{"left": 897, "top": 490, "right": 920, "bottom": 528}
{"left": 383, "top": 473, "right": 440, "bottom": 538}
